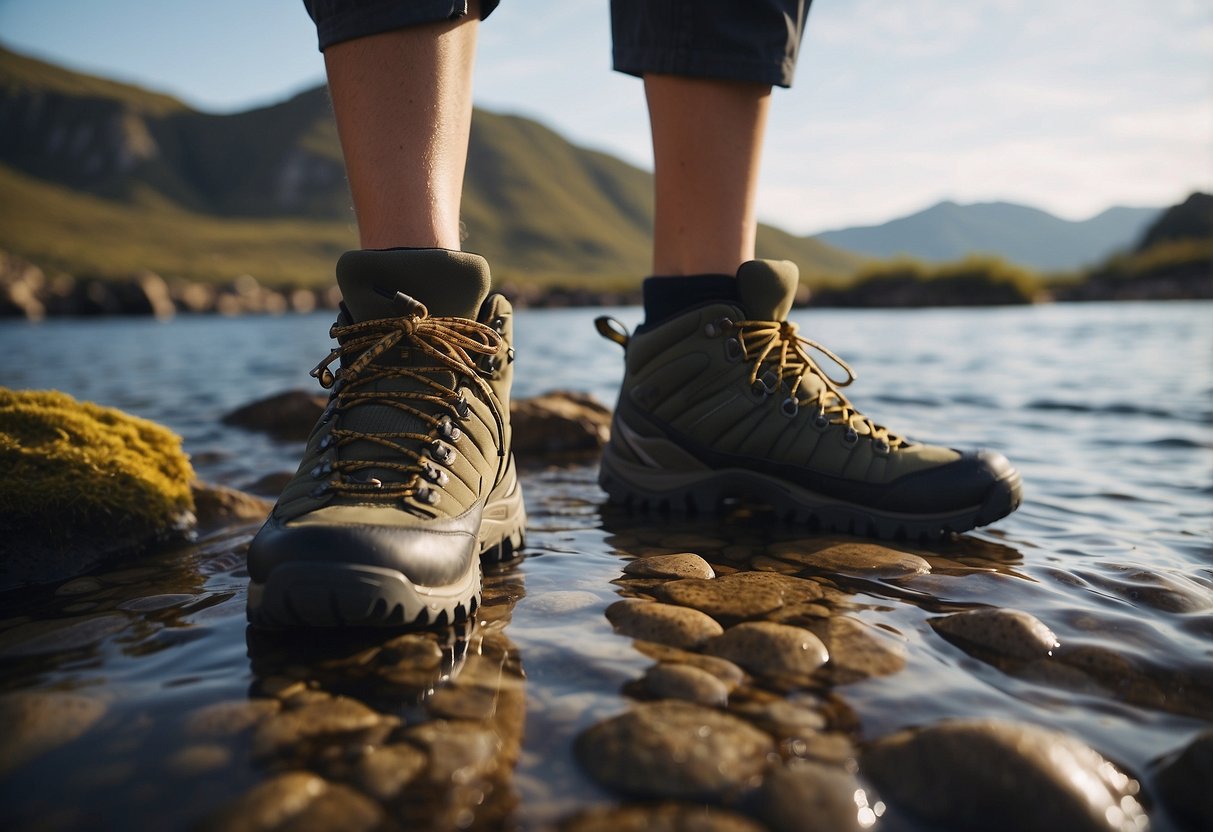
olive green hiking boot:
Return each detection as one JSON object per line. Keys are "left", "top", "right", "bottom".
{"left": 247, "top": 249, "right": 525, "bottom": 628}
{"left": 596, "top": 259, "right": 1022, "bottom": 540}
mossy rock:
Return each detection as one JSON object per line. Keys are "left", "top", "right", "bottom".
{"left": 0, "top": 388, "right": 195, "bottom": 582}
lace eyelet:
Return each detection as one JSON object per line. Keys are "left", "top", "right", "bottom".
{"left": 843, "top": 428, "right": 859, "bottom": 446}
{"left": 874, "top": 438, "right": 890, "bottom": 453}
{"left": 439, "top": 417, "right": 462, "bottom": 441}
{"left": 813, "top": 412, "right": 830, "bottom": 430}
{"left": 703, "top": 316, "right": 733, "bottom": 338}
{"left": 454, "top": 397, "right": 470, "bottom": 419}
{"left": 492, "top": 316, "right": 506, "bottom": 333}
{"left": 724, "top": 337, "right": 743, "bottom": 363}
{"left": 309, "top": 459, "right": 333, "bottom": 479}
{"left": 758, "top": 369, "right": 779, "bottom": 394}
{"left": 309, "top": 482, "right": 331, "bottom": 498}
{"left": 780, "top": 397, "right": 799, "bottom": 418}
{"left": 423, "top": 463, "right": 450, "bottom": 486}
{"left": 318, "top": 433, "right": 335, "bottom": 450}
{"left": 414, "top": 486, "right": 439, "bottom": 506}
{"left": 430, "top": 441, "right": 456, "bottom": 465}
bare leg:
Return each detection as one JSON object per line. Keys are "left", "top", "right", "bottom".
{"left": 323, "top": 10, "right": 479, "bottom": 250}
{"left": 645, "top": 74, "right": 772, "bottom": 276}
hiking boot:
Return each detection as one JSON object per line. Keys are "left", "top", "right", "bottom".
{"left": 596, "top": 259, "right": 1022, "bottom": 540}
{"left": 247, "top": 249, "right": 525, "bottom": 628}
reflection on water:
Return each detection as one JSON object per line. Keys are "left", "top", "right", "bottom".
{"left": 1, "top": 302, "right": 1211, "bottom": 830}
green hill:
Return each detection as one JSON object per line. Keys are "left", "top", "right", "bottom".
{"left": 0, "top": 45, "right": 861, "bottom": 290}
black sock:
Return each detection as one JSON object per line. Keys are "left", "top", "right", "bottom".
{"left": 641, "top": 274, "right": 741, "bottom": 328}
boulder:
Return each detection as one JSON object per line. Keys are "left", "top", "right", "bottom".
{"left": 0, "top": 388, "right": 194, "bottom": 586}
{"left": 510, "top": 390, "right": 611, "bottom": 460}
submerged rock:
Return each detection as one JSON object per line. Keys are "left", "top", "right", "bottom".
{"left": 755, "top": 761, "right": 877, "bottom": 832}
{"left": 560, "top": 803, "right": 766, "bottom": 832}
{"left": 606, "top": 599, "right": 724, "bottom": 649}
{"left": 706, "top": 622, "right": 829, "bottom": 679}
{"left": 931, "top": 608, "right": 1060, "bottom": 661}
{"left": 1156, "top": 729, "right": 1213, "bottom": 832}
{"left": 862, "top": 719, "right": 1147, "bottom": 832}
{"left": 0, "top": 691, "right": 107, "bottom": 775}
{"left": 574, "top": 701, "right": 775, "bottom": 800}
{"left": 640, "top": 662, "right": 731, "bottom": 707}
{"left": 0, "top": 388, "right": 194, "bottom": 585}
{"left": 657, "top": 576, "right": 784, "bottom": 622}
{"left": 201, "top": 771, "right": 384, "bottom": 832}
{"left": 809, "top": 616, "right": 907, "bottom": 683}
{"left": 774, "top": 541, "right": 931, "bottom": 579}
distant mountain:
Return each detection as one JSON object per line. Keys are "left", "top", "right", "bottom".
{"left": 0, "top": 45, "right": 860, "bottom": 288}
{"left": 814, "top": 200, "right": 1163, "bottom": 272}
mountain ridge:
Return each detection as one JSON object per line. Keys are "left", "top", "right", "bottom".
{"left": 814, "top": 199, "right": 1163, "bottom": 271}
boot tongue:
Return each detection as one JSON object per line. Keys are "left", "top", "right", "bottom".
{"left": 735, "top": 259, "right": 800, "bottom": 321}
{"left": 335, "top": 249, "right": 492, "bottom": 322}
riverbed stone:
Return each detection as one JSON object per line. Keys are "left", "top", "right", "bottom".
{"left": 252, "top": 694, "right": 385, "bottom": 758}
{"left": 201, "top": 771, "right": 383, "bottom": 832}
{"left": 657, "top": 577, "right": 784, "bottom": 622}
{"left": 706, "top": 622, "right": 829, "bottom": 679}
{"left": 623, "top": 553, "right": 716, "bottom": 580}
{"left": 732, "top": 699, "right": 827, "bottom": 739}
{"left": 773, "top": 542, "right": 931, "bottom": 579}
{"left": 190, "top": 481, "right": 271, "bottom": 531}
{"left": 353, "top": 742, "right": 428, "bottom": 800}
{"left": 862, "top": 719, "right": 1147, "bottom": 832}
{"left": 184, "top": 698, "right": 280, "bottom": 739}
{"left": 560, "top": 803, "right": 766, "bottom": 832}
{"left": 808, "top": 616, "right": 907, "bottom": 683}
{"left": 1156, "top": 729, "right": 1213, "bottom": 832}
{"left": 931, "top": 608, "right": 1060, "bottom": 661}
{"left": 641, "top": 662, "right": 731, "bottom": 707}
{"left": 632, "top": 641, "right": 746, "bottom": 688}
{"left": 574, "top": 701, "right": 775, "bottom": 800}
{"left": 0, "top": 691, "right": 108, "bottom": 775}
{"left": 755, "top": 761, "right": 875, "bottom": 832}
{"left": 606, "top": 600, "right": 724, "bottom": 649}
{"left": 403, "top": 719, "right": 503, "bottom": 784}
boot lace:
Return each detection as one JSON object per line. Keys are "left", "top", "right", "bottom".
{"left": 307, "top": 292, "right": 505, "bottom": 506}
{"left": 724, "top": 318, "right": 904, "bottom": 449}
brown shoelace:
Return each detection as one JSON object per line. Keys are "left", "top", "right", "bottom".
{"left": 308, "top": 294, "right": 505, "bottom": 506}
{"left": 725, "top": 318, "right": 903, "bottom": 449}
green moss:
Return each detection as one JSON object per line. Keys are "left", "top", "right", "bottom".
{"left": 0, "top": 389, "right": 195, "bottom": 552}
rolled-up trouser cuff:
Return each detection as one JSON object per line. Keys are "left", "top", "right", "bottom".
{"left": 611, "top": 0, "right": 811, "bottom": 88}
{"left": 304, "top": 0, "right": 499, "bottom": 52}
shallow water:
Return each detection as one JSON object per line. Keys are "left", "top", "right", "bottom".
{"left": 1, "top": 301, "right": 1211, "bottom": 830}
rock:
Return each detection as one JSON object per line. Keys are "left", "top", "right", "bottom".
{"left": 863, "top": 719, "right": 1147, "bottom": 832}
{"left": 731, "top": 699, "right": 827, "bottom": 739}
{"left": 931, "top": 608, "right": 1059, "bottom": 661}
{"left": 657, "top": 576, "right": 784, "bottom": 622}
{"left": 574, "top": 701, "right": 775, "bottom": 800}
{"left": 606, "top": 600, "right": 724, "bottom": 649}
{"left": 353, "top": 742, "right": 427, "bottom": 800}
{"left": 252, "top": 694, "right": 384, "bottom": 758}
{"left": 0, "top": 389, "right": 195, "bottom": 584}
{"left": 1156, "top": 729, "right": 1213, "bottom": 832}
{"left": 168, "top": 744, "right": 231, "bottom": 776}
{"left": 184, "top": 699, "right": 280, "bottom": 739}
{"left": 756, "top": 761, "right": 877, "bottom": 832}
{"left": 641, "top": 662, "right": 731, "bottom": 707}
{"left": 706, "top": 622, "right": 829, "bottom": 679}
{"left": 426, "top": 684, "right": 500, "bottom": 721}
{"left": 560, "top": 803, "right": 767, "bottom": 832}
{"left": 201, "top": 771, "right": 384, "bottom": 832}
{"left": 220, "top": 390, "right": 326, "bottom": 441}
{"left": 526, "top": 590, "right": 601, "bottom": 614}
{"left": 403, "top": 719, "right": 503, "bottom": 784}
{"left": 0, "top": 692, "right": 107, "bottom": 775}
{"left": 808, "top": 616, "right": 907, "bottom": 683}
{"left": 633, "top": 641, "right": 747, "bottom": 688}
{"left": 190, "top": 480, "right": 271, "bottom": 531}
{"left": 0, "top": 614, "right": 130, "bottom": 657}
{"left": 509, "top": 390, "right": 611, "bottom": 459}
{"left": 773, "top": 542, "right": 930, "bottom": 579}
{"left": 623, "top": 553, "right": 716, "bottom": 580}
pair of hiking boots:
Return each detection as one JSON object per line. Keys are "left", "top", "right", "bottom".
{"left": 247, "top": 249, "right": 1022, "bottom": 629}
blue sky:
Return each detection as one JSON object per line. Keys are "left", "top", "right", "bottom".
{"left": 1, "top": 0, "right": 1209, "bottom": 232}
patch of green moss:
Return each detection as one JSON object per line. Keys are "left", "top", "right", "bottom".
{"left": 0, "top": 389, "right": 195, "bottom": 552}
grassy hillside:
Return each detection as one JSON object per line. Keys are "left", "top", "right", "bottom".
{"left": 0, "top": 45, "right": 863, "bottom": 291}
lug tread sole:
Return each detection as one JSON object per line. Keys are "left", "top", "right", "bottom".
{"left": 599, "top": 454, "right": 1023, "bottom": 543}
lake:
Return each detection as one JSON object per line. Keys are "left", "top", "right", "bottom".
{"left": 1, "top": 301, "right": 1211, "bottom": 830}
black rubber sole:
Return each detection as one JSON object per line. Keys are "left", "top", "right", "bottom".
{"left": 599, "top": 455, "right": 1023, "bottom": 543}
